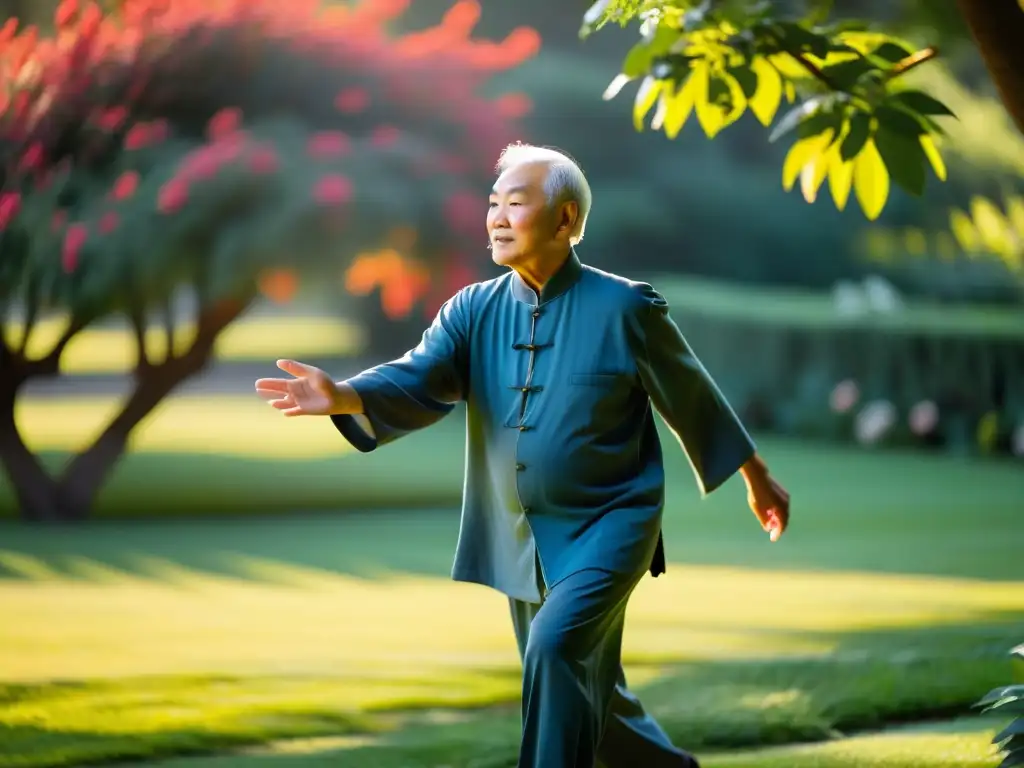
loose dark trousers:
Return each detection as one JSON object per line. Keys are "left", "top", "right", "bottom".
{"left": 509, "top": 567, "right": 700, "bottom": 768}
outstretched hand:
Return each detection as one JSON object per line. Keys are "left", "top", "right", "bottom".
{"left": 255, "top": 360, "right": 339, "bottom": 417}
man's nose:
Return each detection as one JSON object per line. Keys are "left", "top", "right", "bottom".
{"left": 489, "top": 206, "right": 509, "bottom": 227}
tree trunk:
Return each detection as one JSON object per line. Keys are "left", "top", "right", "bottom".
{"left": 53, "top": 373, "right": 187, "bottom": 521}
{"left": 0, "top": 376, "right": 64, "bottom": 522}
{"left": 955, "top": 0, "right": 1024, "bottom": 135}
{"left": 55, "top": 298, "right": 249, "bottom": 520}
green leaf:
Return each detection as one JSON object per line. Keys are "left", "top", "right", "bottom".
{"left": 840, "top": 111, "right": 871, "bottom": 160}
{"left": 978, "top": 685, "right": 1024, "bottom": 709}
{"left": 797, "top": 109, "right": 843, "bottom": 140}
{"left": 889, "top": 89, "right": 957, "bottom": 118}
{"left": 827, "top": 145, "right": 855, "bottom": 210}
{"left": 772, "top": 20, "right": 831, "bottom": 59}
{"left": 623, "top": 41, "right": 653, "bottom": 79}
{"left": 1000, "top": 748, "right": 1024, "bottom": 768}
{"left": 728, "top": 64, "right": 758, "bottom": 100}
{"left": 621, "top": 24, "right": 678, "bottom": 78}
{"left": 919, "top": 134, "right": 947, "bottom": 180}
{"left": 853, "top": 138, "right": 889, "bottom": 219}
{"left": 874, "top": 123, "right": 927, "bottom": 196}
{"left": 663, "top": 76, "right": 698, "bottom": 138}
{"left": 804, "top": 0, "right": 833, "bottom": 25}
{"left": 748, "top": 57, "right": 782, "bottom": 126}
{"left": 580, "top": 0, "right": 612, "bottom": 38}
{"left": 633, "top": 76, "right": 662, "bottom": 131}
{"left": 875, "top": 104, "right": 926, "bottom": 137}
{"left": 651, "top": 53, "right": 697, "bottom": 81}
{"left": 769, "top": 96, "right": 827, "bottom": 143}
{"left": 996, "top": 720, "right": 1024, "bottom": 746}
{"left": 869, "top": 40, "right": 915, "bottom": 63}
{"left": 820, "top": 57, "right": 877, "bottom": 90}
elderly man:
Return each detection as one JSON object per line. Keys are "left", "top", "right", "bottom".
{"left": 256, "top": 143, "right": 790, "bottom": 768}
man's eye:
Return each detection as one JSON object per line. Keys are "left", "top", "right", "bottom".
{"left": 488, "top": 202, "right": 498, "bottom": 208}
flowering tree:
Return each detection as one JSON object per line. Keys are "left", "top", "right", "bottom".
{"left": 0, "top": 0, "right": 539, "bottom": 521}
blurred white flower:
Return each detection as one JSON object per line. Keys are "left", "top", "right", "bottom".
{"left": 862, "top": 274, "right": 903, "bottom": 313}
{"left": 855, "top": 400, "right": 897, "bottom": 445}
{"left": 1013, "top": 423, "right": 1024, "bottom": 457}
{"left": 832, "top": 280, "right": 867, "bottom": 317}
{"left": 830, "top": 379, "right": 860, "bottom": 413}
{"left": 908, "top": 400, "right": 939, "bottom": 436}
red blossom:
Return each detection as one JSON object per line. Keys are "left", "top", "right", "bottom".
{"left": 125, "top": 120, "right": 169, "bottom": 150}
{"left": 52, "top": 210, "right": 67, "bottom": 231}
{"left": 334, "top": 87, "right": 369, "bottom": 113}
{"left": 55, "top": 0, "right": 79, "bottom": 28}
{"left": 63, "top": 224, "right": 88, "bottom": 272}
{"left": 19, "top": 143, "right": 45, "bottom": 172}
{"left": 207, "top": 108, "right": 242, "bottom": 141}
{"left": 96, "top": 106, "right": 129, "bottom": 131}
{"left": 0, "top": 193, "right": 22, "bottom": 230}
{"left": 110, "top": 170, "right": 140, "bottom": 200}
{"left": 312, "top": 175, "right": 353, "bottom": 206}
{"left": 306, "top": 131, "right": 350, "bottom": 159}
{"left": 157, "top": 179, "right": 188, "bottom": 213}
{"left": 0, "top": 0, "right": 540, "bottom": 315}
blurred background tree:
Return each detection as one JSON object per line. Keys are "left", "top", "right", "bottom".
{"left": 0, "top": 0, "right": 539, "bottom": 521}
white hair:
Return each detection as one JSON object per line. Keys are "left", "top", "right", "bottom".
{"left": 496, "top": 142, "right": 592, "bottom": 246}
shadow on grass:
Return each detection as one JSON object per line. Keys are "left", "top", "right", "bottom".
{"left": 3, "top": 420, "right": 1024, "bottom": 584}
{"left": 2, "top": 616, "right": 1018, "bottom": 768}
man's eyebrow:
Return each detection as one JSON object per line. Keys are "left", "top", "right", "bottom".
{"left": 490, "top": 185, "right": 530, "bottom": 195}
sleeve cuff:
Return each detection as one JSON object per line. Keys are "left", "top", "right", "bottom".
{"left": 696, "top": 434, "right": 757, "bottom": 498}
{"left": 330, "top": 413, "right": 379, "bottom": 453}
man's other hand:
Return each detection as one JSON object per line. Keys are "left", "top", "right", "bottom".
{"left": 255, "top": 359, "right": 340, "bottom": 417}
{"left": 740, "top": 456, "right": 790, "bottom": 542}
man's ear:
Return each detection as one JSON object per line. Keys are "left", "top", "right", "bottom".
{"left": 556, "top": 201, "right": 579, "bottom": 237}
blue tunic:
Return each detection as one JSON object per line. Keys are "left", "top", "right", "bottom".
{"left": 332, "top": 250, "right": 755, "bottom": 604}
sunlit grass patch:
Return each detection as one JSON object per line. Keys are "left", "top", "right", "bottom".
{"left": 3, "top": 315, "right": 364, "bottom": 375}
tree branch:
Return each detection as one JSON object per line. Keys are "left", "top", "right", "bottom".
{"left": 129, "top": 305, "right": 151, "bottom": 372}
{"left": 788, "top": 52, "right": 837, "bottom": 90}
{"left": 888, "top": 46, "right": 939, "bottom": 80}
{"left": 24, "top": 315, "right": 91, "bottom": 378}
{"left": 162, "top": 297, "right": 175, "bottom": 363}
{"left": 0, "top": 313, "right": 13, "bottom": 378}
{"left": 15, "top": 287, "right": 40, "bottom": 357}
{"left": 954, "top": 0, "right": 1024, "bottom": 135}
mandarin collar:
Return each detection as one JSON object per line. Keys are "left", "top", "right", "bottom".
{"left": 509, "top": 249, "right": 583, "bottom": 306}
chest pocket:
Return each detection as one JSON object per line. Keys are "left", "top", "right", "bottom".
{"left": 567, "top": 372, "right": 639, "bottom": 426}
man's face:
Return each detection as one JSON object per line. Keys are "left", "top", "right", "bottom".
{"left": 487, "top": 162, "right": 555, "bottom": 267}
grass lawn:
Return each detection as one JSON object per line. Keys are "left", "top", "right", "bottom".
{"left": 3, "top": 314, "right": 363, "bottom": 376}
{"left": 1, "top": 396, "right": 1022, "bottom": 767}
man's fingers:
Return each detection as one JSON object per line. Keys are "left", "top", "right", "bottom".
{"left": 269, "top": 396, "right": 297, "bottom": 411}
{"left": 277, "top": 359, "right": 314, "bottom": 378}
{"left": 255, "top": 378, "right": 290, "bottom": 393}
{"left": 255, "top": 384, "right": 290, "bottom": 401}
{"left": 750, "top": 503, "right": 772, "bottom": 529}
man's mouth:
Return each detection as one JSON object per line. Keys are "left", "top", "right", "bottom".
{"left": 493, "top": 235, "right": 514, "bottom": 243}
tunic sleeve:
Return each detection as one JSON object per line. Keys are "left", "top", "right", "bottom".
{"left": 629, "top": 283, "right": 756, "bottom": 496}
{"left": 331, "top": 289, "right": 470, "bottom": 452}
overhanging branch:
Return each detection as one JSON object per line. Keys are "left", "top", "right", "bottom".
{"left": 955, "top": 0, "right": 1024, "bottom": 135}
